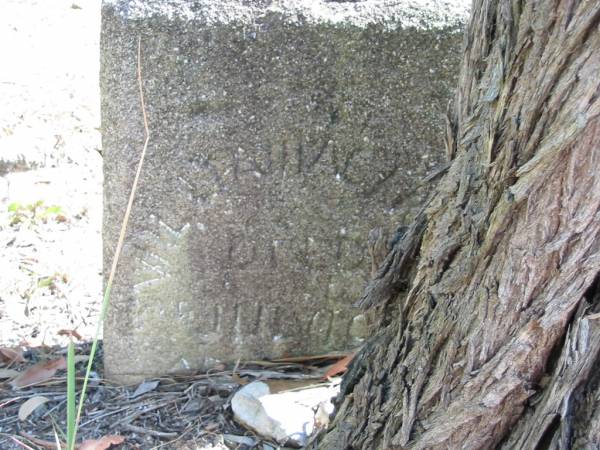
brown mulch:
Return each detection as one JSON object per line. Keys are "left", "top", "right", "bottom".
{"left": 0, "top": 342, "right": 342, "bottom": 450}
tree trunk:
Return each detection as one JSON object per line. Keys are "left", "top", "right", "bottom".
{"left": 320, "top": 0, "right": 600, "bottom": 448}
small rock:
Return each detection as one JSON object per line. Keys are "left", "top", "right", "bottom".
{"left": 223, "top": 434, "right": 256, "bottom": 446}
{"left": 231, "top": 381, "right": 338, "bottom": 447}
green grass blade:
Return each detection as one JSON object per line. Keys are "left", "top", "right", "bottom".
{"left": 71, "top": 36, "right": 150, "bottom": 447}
{"left": 52, "top": 424, "right": 63, "bottom": 450}
{"left": 67, "top": 340, "right": 75, "bottom": 450}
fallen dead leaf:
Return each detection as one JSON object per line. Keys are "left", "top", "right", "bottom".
{"left": 271, "top": 350, "right": 359, "bottom": 363}
{"left": 131, "top": 380, "right": 159, "bottom": 398}
{"left": 18, "top": 396, "right": 50, "bottom": 421}
{"left": 204, "top": 422, "right": 219, "bottom": 432}
{"left": 231, "top": 372, "right": 249, "bottom": 385}
{"left": 0, "top": 368, "right": 20, "bottom": 379}
{"left": 322, "top": 353, "right": 355, "bottom": 379}
{"left": 0, "top": 347, "right": 26, "bottom": 364}
{"left": 57, "top": 329, "right": 83, "bottom": 340}
{"left": 11, "top": 357, "right": 67, "bottom": 389}
{"left": 265, "top": 379, "right": 323, "bottom": 393}
{"left": 78, "top": 435, "right": 125, "bottom": 450}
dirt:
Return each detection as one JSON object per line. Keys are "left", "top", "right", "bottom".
{"left": 0, "top": 0, "right": 102, "bottom": 348}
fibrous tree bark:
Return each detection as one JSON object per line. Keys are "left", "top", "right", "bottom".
{"left": 320, "top": 0, "right": 600, "bottom": 448}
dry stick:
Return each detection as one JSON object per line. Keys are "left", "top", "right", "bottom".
{"left": 150, "top": 426, "right": 195, "bottom": 450}
{"left": 108, "top": 399, "right": 182, "bottom": 429}
{"left": 73, "top": 36, "right": 150, "bottom": 445}
{"left": 6, "top": 436, "right": 36, "bottom": 450}
{"left": 18, "top": 432, "right": 60, "bottom": 450}
{"left": 122, "top": 424, "right": 178, "bottom": 439}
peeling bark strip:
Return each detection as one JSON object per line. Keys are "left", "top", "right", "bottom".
{"left": 320, "top": 1, "right": 600, "bottom": 449}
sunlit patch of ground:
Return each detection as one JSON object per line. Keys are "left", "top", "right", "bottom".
{"left": 0, "top": 0, "right": 102, "bottom": 347}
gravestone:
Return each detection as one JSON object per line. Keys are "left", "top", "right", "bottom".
{"left": 101, "top": 0, "right": 469, "bottom": 382}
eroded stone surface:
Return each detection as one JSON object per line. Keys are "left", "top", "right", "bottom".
{"left": 102, "top": 0, "right": 468, "bottom": 382}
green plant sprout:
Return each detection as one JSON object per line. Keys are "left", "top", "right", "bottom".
{"left": 7, "top": 200, "right": 63, "bottom": 226}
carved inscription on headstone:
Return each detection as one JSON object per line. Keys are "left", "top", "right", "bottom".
{"left": 101, "top": 0, "right": 469, "bottom": 382}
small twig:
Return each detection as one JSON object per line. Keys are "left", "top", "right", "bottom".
{"left": 0, "top": 434, "right": 35, "bottom": 450}
{"left": 109, "top": 398, "right": 183, "bottom": 429}
{"left": 122, "top": 424, "right": 178, "bottom": 439}
{"left": 42, "top": 397, "right": 66, "bottom": 418}
{"left": 78, "top": 405, "right": 137, "bottom": 429}
{"left": 150, "top": 425, "right": 194, "bottom": 449}
{"left": 10, "top": 437, "right": 36, "bottom": 450}
{"left": 0, "top": 397, "right": 24, "bottom": 408}
{"left": 0, "top": 416, "right": 19, "bottom": 426}
{"left": 73, "top": 35, "right": 151, "bottom": 443}
{"left": 19, "top": 432, "right": 61, "bottom": 450}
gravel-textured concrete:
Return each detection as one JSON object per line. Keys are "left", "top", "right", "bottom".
{"left": 101, "top": 0, "right": 469, "bottom": 382}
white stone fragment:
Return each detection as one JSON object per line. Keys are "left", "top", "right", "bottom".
{"left": 231, "top": 381, "right": 339, "bottom": 447}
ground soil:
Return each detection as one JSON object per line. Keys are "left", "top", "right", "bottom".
{"left": 0, "top": 0, "right": 102, "bottom": 349}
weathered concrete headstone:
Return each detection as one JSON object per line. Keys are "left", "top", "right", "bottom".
{"left": 102, "top": 0, "right": 469, "bottom": 382}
